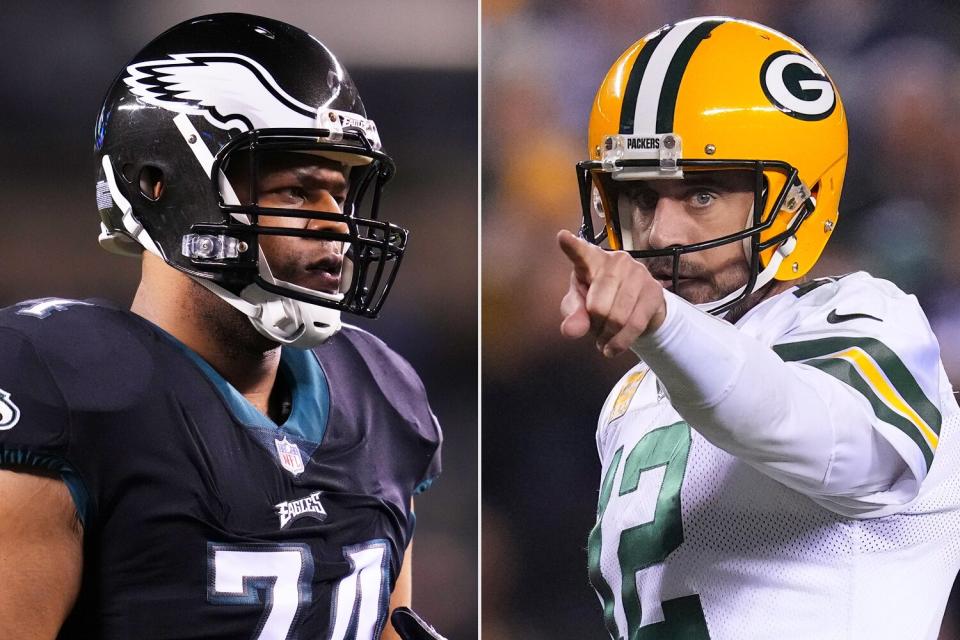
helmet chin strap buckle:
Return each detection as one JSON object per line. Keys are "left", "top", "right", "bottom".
{"left": 277, "top": 299, "right": 301, "bottom": 332}
{"left": 778, "top": 235, "right": 798, "bottom": 257}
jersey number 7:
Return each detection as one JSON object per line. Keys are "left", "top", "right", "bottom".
{"left": 208, "top": 540, "right": 391, "bottom": 639}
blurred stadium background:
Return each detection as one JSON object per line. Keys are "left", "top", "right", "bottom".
{"left": 483, "top": 1, "right": 960, "bottom": 638}
{"left": 0, "top": 2, "right": 477, "bottom": 637}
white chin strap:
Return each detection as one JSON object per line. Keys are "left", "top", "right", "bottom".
{"left": 184, "top": 265, "right": 344, "bottom": 349}
{"left": 696, "top": 197, "right": 809, "bottom": 317}
{"left": 241, "top": 242, "right": 345, "bottom": 347}
{"left": 694, "top": 234, "right": 796, "bottom": 316}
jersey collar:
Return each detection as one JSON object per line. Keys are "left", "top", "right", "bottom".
{"left": 152, "top": 325, "right": 330, "bottom": 445}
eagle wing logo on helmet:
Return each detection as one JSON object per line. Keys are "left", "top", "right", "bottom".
{"left": 123, "top": 53, "right": 320, "bottom": 132}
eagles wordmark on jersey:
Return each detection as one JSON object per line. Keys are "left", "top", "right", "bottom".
{"left": 0, "top": 300, "right": 441, "bottom": 639}
{"left": 588, "top": 273, "right": 960, "bottom": 640}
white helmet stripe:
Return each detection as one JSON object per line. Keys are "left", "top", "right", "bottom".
{"left": 630, "top": 17, "right": 725, "bottom": 135}
{"left": 173, "top": 113, "right": 243, "bottom": 208}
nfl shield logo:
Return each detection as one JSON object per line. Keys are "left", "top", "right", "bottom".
{"left": 274, "top": 437, "right": 305, "bottom": 476}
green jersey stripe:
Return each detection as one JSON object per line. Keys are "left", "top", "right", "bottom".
{"left": 792, "top": 277, "right": 836, "bottom": 298}
{"left": 802, "top": 356, "right": 934, "bottom": 469}
{"left": 773, "top": 336, "right": 941, "bottom": 438}
{"left": 588, "top": 445, "right": 623, "bottom": 639}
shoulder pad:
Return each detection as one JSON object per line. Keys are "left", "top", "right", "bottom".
{"left": 0, "top": 299, "right": 156, "bottom": 412}
{"left": 326, "top": 324, "right": 426, "bottom": 398}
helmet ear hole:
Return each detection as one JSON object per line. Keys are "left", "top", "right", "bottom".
{"left": 138, "top": 165, "right": 165, "bottom": 201}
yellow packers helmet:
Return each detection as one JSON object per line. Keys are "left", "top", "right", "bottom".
{"left": 576, "top": 16, "right": 848, "bottom": 314}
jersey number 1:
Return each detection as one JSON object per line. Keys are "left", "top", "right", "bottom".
{"left": 208, "top": 541, "right": 390, "bottom": 640}
{"left": 587, "top": 421, "right": 711, "bottom": 639}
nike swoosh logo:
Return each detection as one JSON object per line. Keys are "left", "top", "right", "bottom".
{"left": 826, "top": 309, "right": 883, "bottom": 324}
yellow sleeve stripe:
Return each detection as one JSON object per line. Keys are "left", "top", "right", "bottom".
{"left": 775, "top": 336, "right": 941, "bottom": 470}
{"left": 828, "top": 347, "right": 938, "bottom": 449}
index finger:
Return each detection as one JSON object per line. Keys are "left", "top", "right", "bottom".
{"left": 557, "top": 229, "right": 602, "bottom": 283}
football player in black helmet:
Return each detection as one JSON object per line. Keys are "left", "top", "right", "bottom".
{"left": 0, "top": 13, "right": 443, "bottom": 640}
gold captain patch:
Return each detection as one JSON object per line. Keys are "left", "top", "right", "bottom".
{"left": 609, "top": 368, "right": 649, "bottom": 422}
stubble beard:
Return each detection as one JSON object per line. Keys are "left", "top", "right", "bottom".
{"left": 645, "top": 254, "right": 764, "bottom": 322}
{"left": 184, "top": 278, "right": 280, "bottom": 360}
{"left": 644, "top": 255, "right": 749, "bottom": 303}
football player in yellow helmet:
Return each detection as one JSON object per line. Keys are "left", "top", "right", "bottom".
{"left": 560, "top": 16, "right": 960, "bottom": 640}
{"left": 570, "top": 15, "right": 846, "bottom": 320}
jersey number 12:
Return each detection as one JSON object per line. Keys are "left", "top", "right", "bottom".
{"left": 587, "top": 421, "right": 711, "bottom": 639}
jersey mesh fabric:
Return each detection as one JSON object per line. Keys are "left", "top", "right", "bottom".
{"left": 592, "top": 273, "right": 960, "bottom": 640}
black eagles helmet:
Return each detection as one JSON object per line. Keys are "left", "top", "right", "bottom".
{"left": 94, "top": 13, "right": 406, "bottom": 346}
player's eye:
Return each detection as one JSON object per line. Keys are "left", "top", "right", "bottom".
{"left": 263, "top": 186, "right": 308, "bottom": 207}
{"left": 689, "top": 191, "right": 716, "bottom": 209}
{"left": 261, "top": 180, "right": 348, "bottom": 213}
{"left": 273, "top": 186, "right": 307, "bottom": 200}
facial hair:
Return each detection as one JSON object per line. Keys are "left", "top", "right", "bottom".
{"left": 185, "top": 277, "right": 278, "bottom": 359}
{"left": 642, "top": 254, "right": 751, "bottom": 306}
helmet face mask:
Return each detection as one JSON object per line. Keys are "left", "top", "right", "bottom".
{"left": 95, "top": 13, "right": 407, "bottom": 346}
{"left": 577, "top": 16, "right": 847, "bottom": 315}
{"left": 208, "top": 128, "right": 406, "bottom": 318}
{"left": 577, "top": 158, "right": 814, "bottom": 313}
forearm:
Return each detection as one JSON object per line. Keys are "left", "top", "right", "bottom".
{"left": 631, "top": 291, "right": 907, "bottom": 500}
{"left": 381, "top": 523, "right": 413, "bottom": 640}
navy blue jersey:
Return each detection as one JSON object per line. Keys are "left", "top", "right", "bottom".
{"left": 0, "top": 297, "right": 441, "bottom": 640}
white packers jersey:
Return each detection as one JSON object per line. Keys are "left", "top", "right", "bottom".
{"left": 589, "top": 272, "right": 960, "bottom": 640}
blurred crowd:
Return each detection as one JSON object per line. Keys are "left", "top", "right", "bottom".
{"left": 0, "top": 2, "right": 477, "bottom": 638}
{"left": 483, "top": 0, "right": 960, "bottom": 638}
